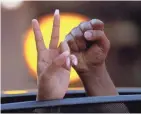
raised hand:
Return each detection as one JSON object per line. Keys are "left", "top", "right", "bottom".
{"left": 65, "top": 19, "right": 110, "bottom": 74}
{"left": 32, "top": 9, "right": 77, "bottom": 101}
{"left": 65, "top": 19, "right": 118, "bottom": 96}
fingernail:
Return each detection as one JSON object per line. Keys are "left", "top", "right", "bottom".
{"left": 91, "top": 19, "right": 97, "bottom": 24}
{"left": 55, "top": 9, "right": 59, "bottom": 15}
{"left": 84, "top": 32, "right": 92, "bottom": 40}
{"left": 32, "top": 19, "right": 36, "bottom": 22}
{"left": 73, "top": 58, "right": 78, "bottom": 66}
{"left": 66, "top": 57, "right": 70, "bottom": 68}
{"left": 32, "top": 19, "right": 38, "bottom": 25}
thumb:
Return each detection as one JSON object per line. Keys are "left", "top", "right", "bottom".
{"left": 84, "top": 30, "right": 110, "bottom": 53}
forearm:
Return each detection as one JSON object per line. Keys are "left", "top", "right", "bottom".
{"left": 79, "top": 63, "right": 118, "bottom": 96}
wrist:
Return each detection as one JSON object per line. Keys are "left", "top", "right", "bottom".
{"left": 79, "top": 63, "right": 106, "bottom": 79}
{"left": 36, "top": 76, "right": 64, "bottom": 101}
{"left": 78, "top": 63, "right": 119, "bottom": 96}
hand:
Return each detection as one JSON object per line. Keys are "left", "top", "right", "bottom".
{"left": 65, "top": 19, "right": 110, "bottom": 73}
{"left": 32, "top": 9, "right": 77, "bottom": 101}
{"left": 65, "top": 19, "right": 118, "bottom": 96}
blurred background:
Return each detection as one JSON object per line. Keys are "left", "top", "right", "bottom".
{"left": 1, "top": 1, "right": 141, "bottom": 93}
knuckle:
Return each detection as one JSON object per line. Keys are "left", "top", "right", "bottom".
{"left": 91, "top": 19, "right": 104, "bottom": 24}
{"left": 65, "top": 33, "right": 73, "bottom": 42}
{"left": 71, "top": 27, "right": 83, "bottom": 38}
{"left": 53, "top": 24, "right": 60, "bottom": 27}
{"left": 34, "top": 27, "right": 40, "bottom": 31}
{"left": 36, "top": 37, "right": 43, "bottom": 42}
{"left": 91, "top": 19, "right": 104, "bottom": 30}
{"left": 96, "top": 19, "right": 104, "bottom": 25}
{"left": 79, "top": 22, "right": 86, "bottom": 30}
{"left": 79, "top": 22, "right": 85, "bottom": 26}
{"left": 71, "top": 27, "right": 77, "bottom": 35}
{"left": 90, "top": 19, "right": 97, "bottom": 24}
{"left": 52, "top": 35, "right": 59, "bottom": 39}
{"left": 79, "top": 21, "right": 92, "bottom": 31}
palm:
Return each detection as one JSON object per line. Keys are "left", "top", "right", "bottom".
{"left": 32, "top": 10, "right": 74, "bottom": 100}
{"left": 37, "top": 49, "right": 59, "bottom": 76}
{"left": 37, "top": 48, "right": 70, "bottom": 95}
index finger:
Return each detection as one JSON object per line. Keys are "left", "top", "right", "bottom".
{"left": 32, "top": 19, "right": 46, "bottom": 53}
{"left": 49, "top": 9, "right": 60, "bottom": 49}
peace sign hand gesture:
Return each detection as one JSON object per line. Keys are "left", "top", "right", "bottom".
{"left": 32, "top": 9, "right": 77, "bottom": 101}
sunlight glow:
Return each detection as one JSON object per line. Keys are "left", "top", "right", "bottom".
{"left": 24, "top": 13, "right": 89, "bottom": 83}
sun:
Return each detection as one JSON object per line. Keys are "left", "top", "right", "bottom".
{"left": 24, "top": 12, "right": 89, "bottom": 83}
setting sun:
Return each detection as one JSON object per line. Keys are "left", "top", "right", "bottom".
{"left": 24, "top": 12, "right": 89, "bottom": 83}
